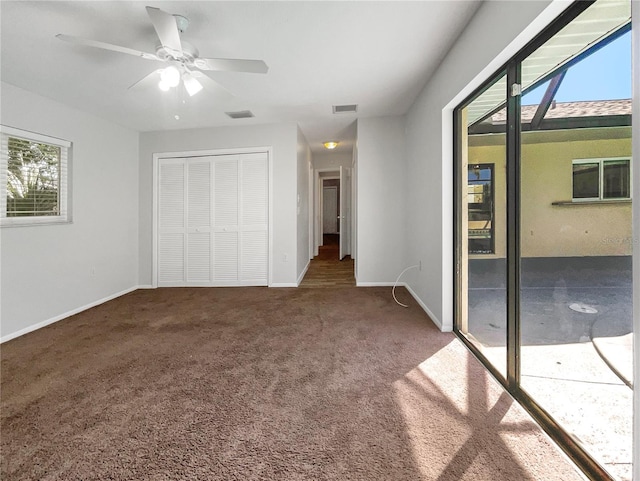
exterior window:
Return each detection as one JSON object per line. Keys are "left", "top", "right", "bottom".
{"left": 572, "top": 158, "right": 631, "bottom": 201}
{"left": 1, "top": 126, "right": 71, "bottom": 226}
{"left": 467, "top": 164, "right": 495, "bottom": 254}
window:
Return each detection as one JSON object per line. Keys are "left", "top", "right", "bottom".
{"left": 467, "top": 164, "right": 495, "bottom": 254}
{"left": 456, "top": 1, "right": 633, "bottom": 479}
{"left": 572, "top": 158, "right": 631, "bottom": 201}
{"left": 1, "top": 126, "right": 71, "bottom": 226}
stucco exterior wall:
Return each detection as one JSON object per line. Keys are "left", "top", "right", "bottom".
{"left": 468, "top": 127, "right": 632, "bottom": 258}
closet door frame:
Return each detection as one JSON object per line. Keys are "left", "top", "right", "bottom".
{"left": 152, "top": 146, "right": 273, "bottom": 288}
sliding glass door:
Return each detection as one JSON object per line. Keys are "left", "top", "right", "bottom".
{"left": 455, "top": 1, "right": 633, "bottom": 480}
{"left": 457, "top": 73, "right": 508, "bottom": 379}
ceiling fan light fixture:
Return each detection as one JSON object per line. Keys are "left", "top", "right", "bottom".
{"left": 158, "top": 79, "right": 171, "bottom": 91}
{"left": 323, "top": 141, "right": 339, "bottom": 150}
{"left": 183, "top": 73, "right": 203, "bottom": 97}
{"left": 160, "top": 65, "right": 181, "bottom": 88}
{"left": 57, "top": 5, "right": 268, "bottom": 99}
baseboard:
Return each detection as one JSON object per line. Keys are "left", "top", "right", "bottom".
{"left": 296, "top": 261, "right": 310, "bottom": 286}
{"left": 1, "top": 286, "right": 139, "bottom": 343}
{"left": 403, "top": 283, "right": 447, "bottom": 331}
{"left": 0, "top": 282, "right": 447, "bottom": 342}
{"left": 355, "top": 282, "right": 445, "bottom": 330}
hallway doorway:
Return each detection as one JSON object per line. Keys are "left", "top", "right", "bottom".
{"left": 299, "top": 234, "right": 354, "bottom": 287}
{"left": 315, "top": 168, "right": 352, "bottom": 261}
{"left": 322, "top": 183, "right": 339, "bottom": 235}
{"left": 310, "top": 148, "right": 356, "bottom": 286}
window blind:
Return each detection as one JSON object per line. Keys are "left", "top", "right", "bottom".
{"left": 0, "top": 125, "right": 71, "bottom": 226}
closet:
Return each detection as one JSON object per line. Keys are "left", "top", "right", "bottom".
{"left": 156, "top": 152, "right": 268, "bottom": 286}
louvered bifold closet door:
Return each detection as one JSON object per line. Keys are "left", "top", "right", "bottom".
{"left": 240, "top": 153, "right": 268, "bottom": 284}
{"left": 186, "top": 160, "right": 212, "bottom": 283}
{"left": 158, "top": 160, "right": 186, "bottom": 285}
{"left": 157, "top": 152, "right": 268, "bottom": 287}
{"left": 213, "top": 156, "right": 240, "bottom": 284}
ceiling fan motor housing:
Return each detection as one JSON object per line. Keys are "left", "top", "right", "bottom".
{"left": 155, "top": 41, "right": 199, "bottom": 66}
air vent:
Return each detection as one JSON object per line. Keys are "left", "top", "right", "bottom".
{"left": 333, "top": 104, "right": 358, "bottom": 114}
{"left": 225, "top": 110, "right": 254, "bottom": 119}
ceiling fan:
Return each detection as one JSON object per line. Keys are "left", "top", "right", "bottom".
{"left": 56, "top": 6, "right": 268, "bottom": 97}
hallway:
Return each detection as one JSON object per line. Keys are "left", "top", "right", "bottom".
{"left": 299, "top": 234, "right": 355, "bottom": 288}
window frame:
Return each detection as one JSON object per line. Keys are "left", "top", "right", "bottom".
{"left": 572, "top": 156, "right": 632, "bottom": 202}
{"left": 1, "top": 125, "right": 72, "bottom": 227}
{"left": 454, "top": 1, "right": 631, "bottom": 480}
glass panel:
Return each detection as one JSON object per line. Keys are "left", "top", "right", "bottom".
{"left": 573, "top": 162, "right": 600, "bottom": 199}
{"left": 552, "top": 30, "right": 632, "bottom": 104}
{"left": 468, "top": 164, "right": 494, "bottom": 254}
{"left": 6, "top": 136, "right": 61, "bottom": 217}
{"left": 459, "top": 73, "right": 507, "bottom": 378}
{"left": 519, "top": 0, "right": 630, "bottom": 96}
{"left": 603, "top": 159, "right": 630, "bottom": 199}
{"left": 519, "top": 1, "right": 632, "bottom": 479}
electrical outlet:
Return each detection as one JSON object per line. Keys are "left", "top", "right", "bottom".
{"left": 283, "top": 254, "right": 288, "bottom": 263}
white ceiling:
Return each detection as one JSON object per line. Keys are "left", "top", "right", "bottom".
{"left": 0, "top": 1, "right": 481, "bottom": 153}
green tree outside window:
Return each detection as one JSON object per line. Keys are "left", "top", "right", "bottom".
{"left": 6, "top": 137, "right": 60, "bottom": 217}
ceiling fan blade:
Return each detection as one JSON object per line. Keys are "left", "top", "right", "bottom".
{"left": 128, "top": 69, "right": 163, "bottom": 90}
{"left": 146, "top": 6, "right": 183, "bottom": 57}
{"left": 195, "top": 57, "right": 269, "bottom": 74}
{"left": 191, "top": 71, "right": 235, "bottom": 96}
{"left": 56, "top": 34, "right": 158, "bottom": 60}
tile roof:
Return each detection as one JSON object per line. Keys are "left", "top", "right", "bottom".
{"left": 490, "top": 99, "right": 631, "bottom": 124}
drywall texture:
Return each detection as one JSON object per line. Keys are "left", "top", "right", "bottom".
{"left": 312, "top": 152, "right": 353, "bottom": 171}
{"left": 0, "top": 82, "right": 139, "bottom": 340}
{"left": 356, "top": 116, "right": 406, "bottom": 284}
{"left": 297, "top": 126, "right": 311, "bottom": 282}
{"left": 404, "top": 1, "right": 553, "bottom": 329}
{"left": 138, "top": 123, "right": 299, "bottom": 286}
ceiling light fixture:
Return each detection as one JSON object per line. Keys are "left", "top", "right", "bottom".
{"left": 160, "top": 65, "right": 181, "bottom": 87}
{"left": 158, "top": 64, "right": 206, "bottom": 96}
{"left": 183, "top": 72, "right": 203, "bottom": 97}
{"left": 323, "top": 141, "right": 339, "bottom": 150}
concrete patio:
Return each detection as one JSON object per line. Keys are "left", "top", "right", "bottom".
{"left": 465, "top": 256, "right": 633, "bottom": 481}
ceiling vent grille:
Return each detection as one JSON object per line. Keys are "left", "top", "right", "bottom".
{"left": 332, "top": 104, "right": 358, "bottom": 114}
{"left": 225, "top": 110, "right": 254, "bottom": 119}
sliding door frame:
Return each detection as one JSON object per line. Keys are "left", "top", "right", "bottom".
{"left": 453, "top": 1, "right": 618, "bottom": 479}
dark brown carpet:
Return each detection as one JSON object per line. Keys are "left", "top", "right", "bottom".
{"left": 1, "top": 287, "right": 583, "bottom": 480}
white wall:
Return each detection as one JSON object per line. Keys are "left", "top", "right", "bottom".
{"left": 138, "top": 122, "right": 299, "bottom": 287}
{"left": 404, "top": 1, "right": 556, "bottom": 330}
{"left": 356, "top": 116, "right": 406, "bottom": 285}
{"left": 0, "top": 82, "right": 139, "bottom": 341}
{"left": 312, "top": 152, "right": 352, "bottom": 171}
{"left": 296, "top": 126, "right": 311, "bottom": 283}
